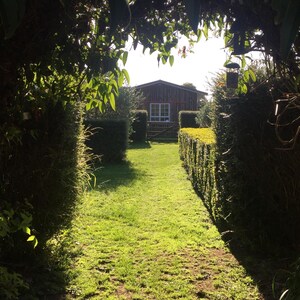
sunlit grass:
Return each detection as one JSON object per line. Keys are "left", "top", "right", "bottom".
{"left": 51, "top": 142, "right": 261, "bottom": 299}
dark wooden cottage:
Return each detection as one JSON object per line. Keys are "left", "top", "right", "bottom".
{"left": 136, "top": 80, "right": 207, "bottom": 139}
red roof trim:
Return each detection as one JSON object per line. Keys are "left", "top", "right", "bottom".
{"left": 135, "top": 80, "right": 208, "bottom": 96}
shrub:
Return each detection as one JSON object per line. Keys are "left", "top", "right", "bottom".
{"left": 130, "top": 110, "right": 148, "bottom": 142}
{"left": 179, "top": 111, "right": 198, "bottom": 128}
{"left": 18, "top": 101, "right": 90, "bottom": 239}
{"left": 85, "top": 87, "right": 144, "bottom": 137}
{"left": 85, "top": 120, "right": 128, "bottom": 163}
{"left": 178, "top": 128, "right": 218, "bottom": 219}
{"left": 214, "top": 90, "right": 300, "bottom": 251}
{"left": 0, "top": 100, "right": 90, "bottom": 296}
{"left": 196, "top": 101, "right": 214, "bottom": 128}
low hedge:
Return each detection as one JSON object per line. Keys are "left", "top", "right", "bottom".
{"left": 179, "top": 111, "right": 198, "bottom": 128}
{"left": 85, "top": 119, "right": 128, "bottom": 163}
{"left": 179, "top": 128, "right": 218, "bottom": 219}
{"left": 130, "top": 110, "right": 147, "bottom": 142}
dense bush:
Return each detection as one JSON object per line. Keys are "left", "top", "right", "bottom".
{"left": 0, "top": 101, "right": 90, "bottom": 297}
{"left": 130, "top": 110, "right": 148, "bottom": 142}
{"left": 86, "top": 87, "right": 145, "bottom": 137}
{"left": 196, "top": 101, "right": 214, "bottom": 128}
{"left": 214, "top": 91, "right": 300, "bottom": 251}
{"left": 179, "top": 90, "right": 300, "bottom": 253}
{"left": 85, "top": 120, "right": 128, "bottom": 163}
{"left": 179, "top": 111, "right": 198, "bottom": 128}
{"left": 179, "top": 128, "right": 218, "bottom": 219}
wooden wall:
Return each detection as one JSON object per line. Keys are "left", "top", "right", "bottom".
{"left": 137, "top": 83, "right": 198, "bottom": 123}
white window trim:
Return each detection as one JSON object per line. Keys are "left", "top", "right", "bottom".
{"left": 150, "top": 103, "right": 170, "bottom": 122}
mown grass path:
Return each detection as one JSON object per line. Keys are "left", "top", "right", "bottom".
{"left": 62, "top": 143, "right": 262, "bottom": 299}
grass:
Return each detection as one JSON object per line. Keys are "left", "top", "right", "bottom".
{"left": 48, "top": 142, "right": 263, "bottom": 299}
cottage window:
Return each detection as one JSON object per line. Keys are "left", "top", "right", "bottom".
{"left": 150, "top": 103, "right": 170, "bottom": 122}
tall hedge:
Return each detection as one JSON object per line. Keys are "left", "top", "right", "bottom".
{"left": 179, "top": 90, "right": 300, "bottom": 253}
{"left": 214, "top": 92, "right": 300, "bottom": 251}
{"left": 0, "top": 101, "right": 90, "bottom": 297}
{"left": 179, "top": 111, "right": 198, "bottom": 128}
{"left": 130, "top": 110, "right": 148, "bottom": 142}
{"left": 85, "top": 120, "right": 128, "bottom": 163}
{"left": 21, "top": 102, "right": 88, "bottom": 238}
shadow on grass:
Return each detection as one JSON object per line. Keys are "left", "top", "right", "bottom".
{"left": 198, "top": 200, "right": 293, "bottom": 299}
{"left": 93, "top": 160, "right": 144, "bottom": 192}
{"left": 128, "top": 141, "right": 152, "bottom": 149}
{"left": 225, "top": 240, "right": 293, "bottom": 300}
{"left": 189, "top": 184, "right": 292, "bottom": 299}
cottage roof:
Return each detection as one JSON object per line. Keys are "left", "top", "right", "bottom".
{"left": 135, "top": 80, "right": 208, "bottom": 96}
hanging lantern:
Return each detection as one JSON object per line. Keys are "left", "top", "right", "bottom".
{"left": 225, "top": 62, "right": 240, "bottom": 89}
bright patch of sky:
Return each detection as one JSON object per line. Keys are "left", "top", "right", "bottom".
{"left": 123, "top": 35, "right": 229, "bottom": 95}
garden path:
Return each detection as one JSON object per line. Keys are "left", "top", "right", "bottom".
{"left": 63, "top": 142, "right": 263, "bottom": 299}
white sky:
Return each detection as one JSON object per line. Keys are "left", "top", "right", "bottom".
{"left": 123, "top": 35, "right": 229, "bottom": 95}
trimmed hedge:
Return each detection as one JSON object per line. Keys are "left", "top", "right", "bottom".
{"left": 180, "top": 91, "right": 300, "bottom": 253}
{"left": 179, "top": 111, "right": 198, "bottom": 128}
{"left": 130, "top": 110, "right": 148, "bottom": 142}
{"left": 179, "top": 128, "right": 218, "bottom": 219}
{"left": 214, "top": 93, "right": 300, "bottom": 251}
{"left": 85, "top": 120, "right": 128, "bottom": 163}
{"left": 0, "top": 101, "right": 89, "bottom": 251}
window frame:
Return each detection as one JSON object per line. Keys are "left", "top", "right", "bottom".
{"left": 150, "top": 103, "right": 170, "bottom": 122}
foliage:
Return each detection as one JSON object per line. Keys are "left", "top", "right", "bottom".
{"left": 0, "top": 0, "right": 299, "bottom": 297}
{"left": 85, "top": 120, "right": 128, "bottom": 163}
{"left": 196, "top": 101, "right": 214, "bottom": 128}
{"left": 0, "top": 99, "right": 90, "bottom": 296}
{"left": 179, "top": 128, "right": 217, "bottom": 219}
{"left": 86, "top": 86, "right": 145, "bottom": 137}
{"left": 184, "top": 0, "right": 300, "bottom": 73}
{"left": 179, "top": 111, "right": 199, "bottom": 128}
{"left": 182, "top": 82, "right": 197, "bottom": 89}
{"left": 213, "top": 87, "right": 300, "bottom": 252}
{"left": 130, "top": 110, "right": 148, "bottom": 142}
{"left": 280, "top": 258, "right": 300, "bottom": 300}
{"left": 0, "top": 266, "right": 28, "bottom": 299}
{"left": 180, "top": 128, "right": 216, "bottom": 144}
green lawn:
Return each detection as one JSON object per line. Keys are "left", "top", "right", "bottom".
{"left": 50, "top": 142, "right": 262, "bottom": 299}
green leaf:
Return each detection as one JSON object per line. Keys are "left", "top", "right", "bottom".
{"left": 169, "top": 55, "right": 174, "bottom": 67}
{"left": 202, "top": 22, "right": 209, "bottom": 40}
{"left": 98, "top": 100, "right": 104, "bottom": 112}
{"left": 243, "top": 70, "right": 250, "bottom": 82}
{"left": 118, "top": 75, "right": 124, "bottom": 87}
{"left": 111, "top": 79, "right": 119, "bottom": 91}
{"left": 85, "top": 101, "right": 92, "bottom": 111}
{"left": 109, "top": 92, "right": 116, "bottom": 110}
{"left": 33, "top": 237, "right": 38, "bottom": 248}
{"left": 27, "top": 235, "right": 35, "bottom": 242}
{"left": 122, "top": 51, "right": 128, "bottom": 65}
{"left": 248, "top": 69, "right": 257, "bottom": 82}
{"left": 0, "top": 0, "right": 26, "bottom": 39}
{"left": 23, "top": 227, "right": 31, "bottom": 235}
{"left": 103, "top": 93, "right": 108, "bottom": 104}
{"left": 240, "top": 83, "right": 248, "bottom": 94}
{"left": 196, "top": 29, "right": 202, "bottom": 42}
{"left": 241, "top": 55, "right": 246, "bottom": 68}
{"left": 122, "top": 69, "right": 130, "bottom": 84}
